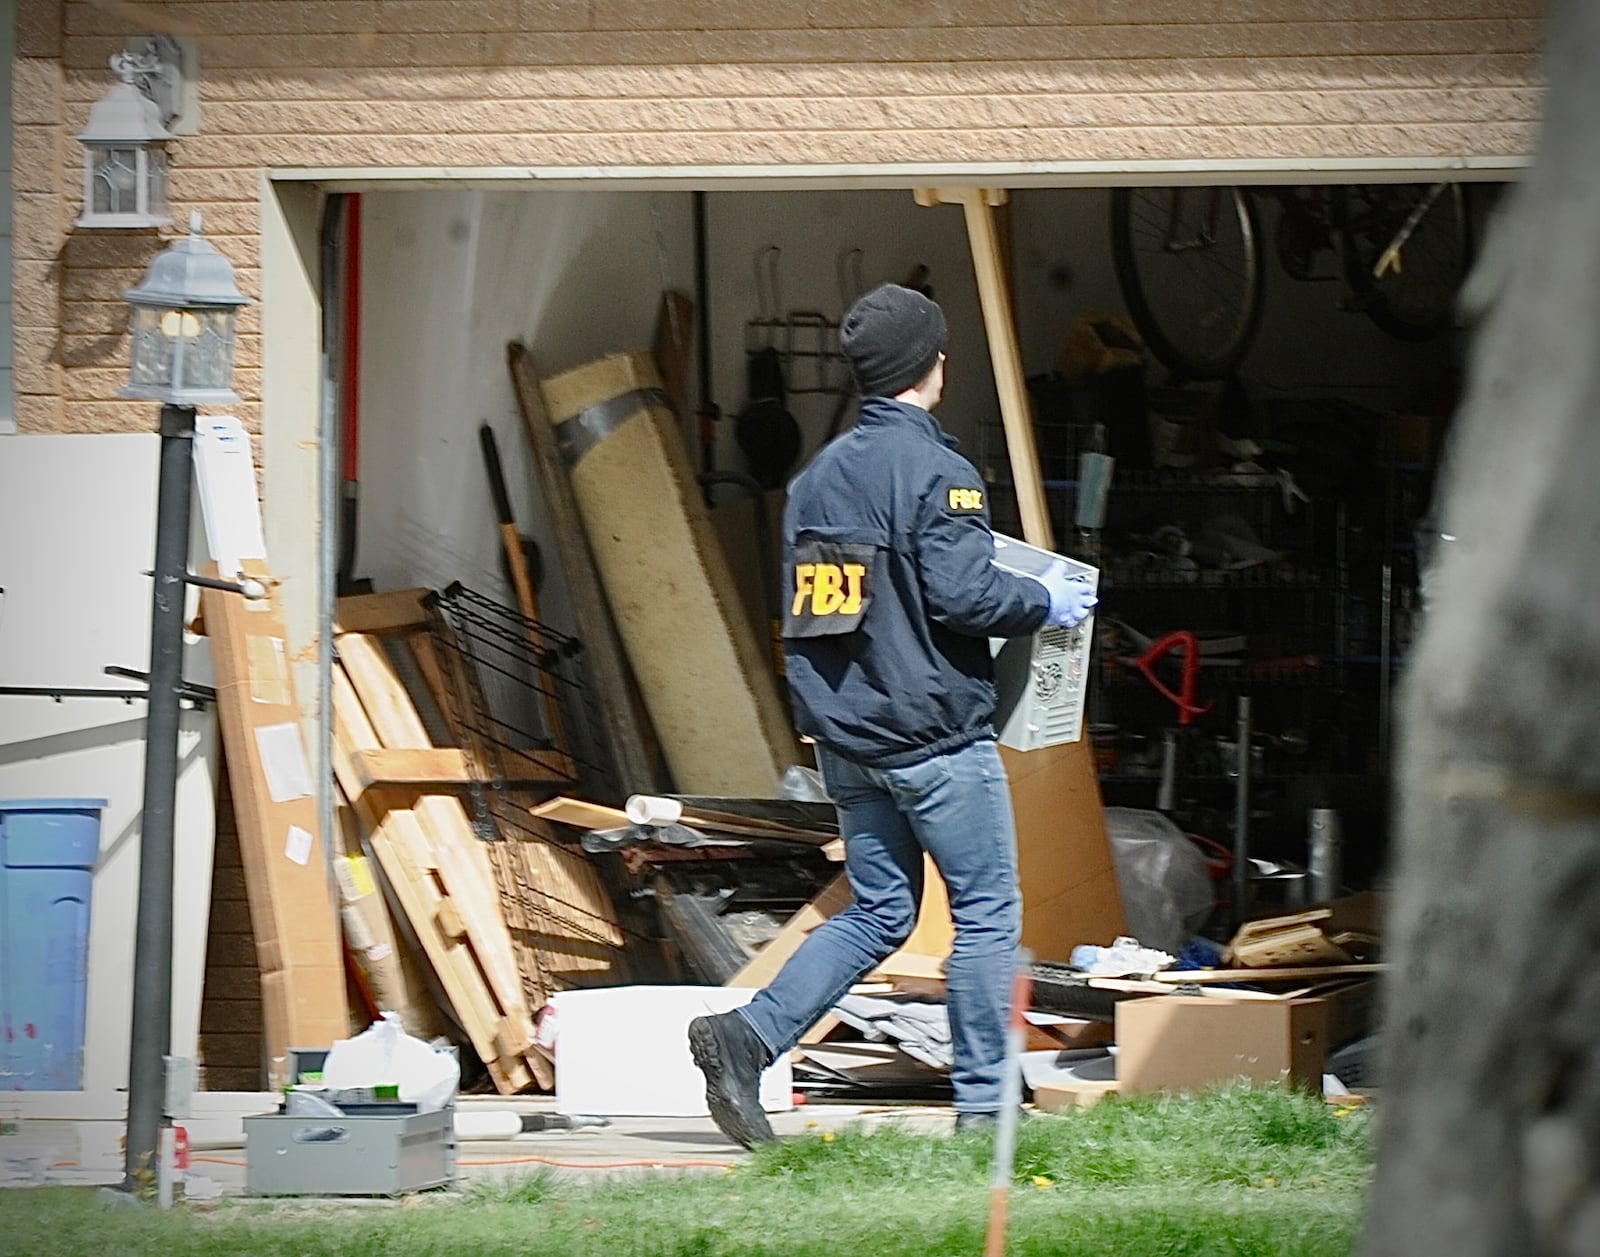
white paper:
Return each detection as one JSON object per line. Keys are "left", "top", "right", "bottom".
{"left": 284, "top": 825, "right": 313, "bottom": 866}
{"left": 193, "top": 415, "right": 268, "bottom": 579}
{"left": 255, "top": 722, "right": 313, "bottom": 802}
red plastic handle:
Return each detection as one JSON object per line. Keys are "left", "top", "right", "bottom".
{"left": 1134, "top": 630, "right": 1214, "bottom": 726}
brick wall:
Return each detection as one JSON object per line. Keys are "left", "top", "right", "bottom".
{"left": 15, "top": 0, "right": 1543, "bottom": 433}
{"left": 196, "top": 749, "right": 265, "bottom": 1091}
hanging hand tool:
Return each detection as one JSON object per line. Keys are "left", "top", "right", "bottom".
{"left": 736, "top": 246, "right": 801, "bottom": 489}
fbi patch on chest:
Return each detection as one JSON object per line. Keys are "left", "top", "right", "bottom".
{"left": 785, "top": 539, "right": 878, "bottom": 637}
{"left": 947, "top": 487, "right": 985, "bottom": 513}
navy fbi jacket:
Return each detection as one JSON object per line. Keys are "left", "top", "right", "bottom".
{"left": 781, "top": 395, "right": 1050, "bottom": 768}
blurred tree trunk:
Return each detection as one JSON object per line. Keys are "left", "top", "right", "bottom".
{"left": 1365, "top": 2, "right": 1600, "bottom": 1254}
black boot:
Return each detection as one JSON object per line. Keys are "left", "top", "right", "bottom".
{"left": 688, "top": 1011, "right": 777, "bottom": 1148}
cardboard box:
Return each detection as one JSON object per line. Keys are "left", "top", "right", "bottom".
{"left": 1115, "top": 996, "right": 1328, "bottom": 1095}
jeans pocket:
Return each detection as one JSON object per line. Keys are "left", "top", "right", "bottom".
{"left": 885, "top": 753, "right": 953, "bottom": 807}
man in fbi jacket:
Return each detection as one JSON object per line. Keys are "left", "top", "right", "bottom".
{"left": 690, "top": 284, "right": 1096, "bottom": 1144}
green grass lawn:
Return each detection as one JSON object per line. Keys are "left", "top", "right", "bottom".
{"left": 0, "top": 1086, "right": 1372, "bottom": 1257}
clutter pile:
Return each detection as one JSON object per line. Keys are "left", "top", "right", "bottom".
{"left": 195, "top": 313, "right": 1382, "bottom": 1147}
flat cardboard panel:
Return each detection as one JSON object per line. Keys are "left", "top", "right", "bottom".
{"left": 203, "top": 564, "right": 348, "bottom": 1062}
{"left": 1115, "top": 995, "right": 1328, "bottom": 1095}
{"left": 894, "top": 738, "right": 1124, "bottom": 967}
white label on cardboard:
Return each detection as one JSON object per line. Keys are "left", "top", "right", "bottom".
{"left": 284, "top": 825, "right": 313, "bottom": 866}
{"left": 256, "top": 721, "right": 313, "bottom": 802}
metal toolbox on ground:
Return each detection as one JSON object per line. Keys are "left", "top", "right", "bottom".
{"left": 243, "top": 1047, "right": 457, "bottom": 1196}
{"left": 989, "top": 533, "right": 1099, "bottom": 750}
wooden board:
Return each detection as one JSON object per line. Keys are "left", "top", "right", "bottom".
{"left": 200, "top": 559, "right": 348, "bottom": 1066}
{"left": 333, "top": 653, "right": 552, "bottom": 1091}
{"left": 1150, "top": 963, "right": 1385, "bottom": 984}
{"left": 533, "top": 794, "right": 837, "bottom": 846}
{"left": 351, "top": 747, "right": 474, "bottom": 791}
{"left": 332, "top": 588, "right": 432, "bottom": 634}
{"left": 337, "top": 631, "right": 432, "bottom": 748}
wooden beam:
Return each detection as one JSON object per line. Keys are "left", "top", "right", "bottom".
{"left": 914, "top": 186, "right": 1052, "bottom": 549}
{"left": 351, "top": 747, "right": 473, "bottom": 791}
{"left": 333, "top": 588, "right": 432, "bottom": 635}
{"left": 1150, "top": 963, "right": 1386, "bottom": 985}
{"left": 337, "top": 631, "right": 432, "bottom": 748}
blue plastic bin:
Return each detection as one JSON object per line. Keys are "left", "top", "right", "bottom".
{"left": 0, "top": 799, "right": 105, "bottom": 1090}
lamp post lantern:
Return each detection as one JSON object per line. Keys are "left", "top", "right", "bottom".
{"left": 121, "top": 214, "right": 249, "bottom": 1196}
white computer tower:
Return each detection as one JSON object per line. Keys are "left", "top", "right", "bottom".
{"left": 988, "top": 533, "right": 1099, "bottom": 751}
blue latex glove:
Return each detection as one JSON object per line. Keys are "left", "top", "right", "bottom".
{"left": 1032, "top": 560, "right": 1098, "bottom": 628}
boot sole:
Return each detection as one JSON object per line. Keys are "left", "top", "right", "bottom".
{"left": 688, "top": 1018, "right": 777, "bottom": 1149}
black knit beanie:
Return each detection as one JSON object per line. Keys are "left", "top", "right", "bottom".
{"left": 839, "top": 283, "right": 948, "bottom": 398}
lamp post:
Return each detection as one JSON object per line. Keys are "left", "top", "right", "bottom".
{"left": 122, "top": 213, "right": 250, "bottom": 1195}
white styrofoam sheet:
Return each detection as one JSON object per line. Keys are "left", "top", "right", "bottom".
{"left": 0, "top": 434, "right": 219, "bottom": 1091}
{"left": 550, "top": 986, "right": 792, "bottom": 1118}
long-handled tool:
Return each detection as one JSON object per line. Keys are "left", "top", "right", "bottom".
{"left": 479, "top": 422, "right": 566, "bottom": 752}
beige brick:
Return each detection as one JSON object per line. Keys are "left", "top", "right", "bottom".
{"left": 15, "top": 348, "right": 64, "bottom": 398}
{"left": 13, "top": 194, "right": 70, "bottom": 261}
{"left": 58, "top": 399, "right": 160, "bottom": 434}
{"left": 593, "top": 0, "right": 809, "bottom": 30}
{"left": 62, "top": 300, "right": 129, "bottom": 337}
{"left": 190, "top": 50, "right": 1542, "bottom": 105}
{"left": 60, "top": 34, "right": 129, "bottom": 73}
{"left": 15, "top": 326, "right": 64, "bottom": 375}
{"left": 59, "top": 331, "right": 130, "bottom": 370}
{"left": 12, "top": 125, "right": 65, "bottom": 196}
{"left": 376, "top": 0, "right": 528, "bottom": 34}
{"left": 14, "top": 394, "right": 66, "bottom": 433}
{"left": 19, "top": 0, "right": 64, "bottom": 58}
{"left": 132, "top": 1, "right": 383, "bottom": 37}
{"left": 13, "top": 261, "right": 62, "bottom": 328}
{"left": 13, "top": 58, "right": 64, "bottom": 126}
{"left": 61, "top": 264, "right": 152, "bottom": 304}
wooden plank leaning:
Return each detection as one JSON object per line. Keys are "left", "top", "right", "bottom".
{"left": 331, "top": 666, "right": 534, "bottom": 1093}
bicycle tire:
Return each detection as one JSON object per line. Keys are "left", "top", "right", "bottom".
{"left": 1110, "top": 185, "right": 1265, "bottom": 379}
{"left": 1333, "top": 183, "right": 1472, "bottom": 342}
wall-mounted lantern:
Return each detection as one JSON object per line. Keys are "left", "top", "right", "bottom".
{"left": 75, "top": 49, "right": 179, "bottom": 228}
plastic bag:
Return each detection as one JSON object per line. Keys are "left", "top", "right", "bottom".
{"left": 319, "top": 1012, "right": 459, "bottom": 1113}
{"left": 1105, "top": 807, "right": 1215, "bottom": 954}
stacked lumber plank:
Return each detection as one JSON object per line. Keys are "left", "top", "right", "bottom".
{"left": 329, "top": 588, "right": 628, "bottom": 1093}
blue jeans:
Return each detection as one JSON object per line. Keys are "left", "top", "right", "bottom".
{"left": 737, "top": 737, "right": 1022, "bottom": 1113}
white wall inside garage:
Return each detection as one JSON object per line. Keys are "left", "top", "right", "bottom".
{"left": 354, "top": 184, "right": 1464, "bottom": 629}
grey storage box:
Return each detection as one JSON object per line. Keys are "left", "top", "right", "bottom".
{"left": 243, "top": 1047, "right": 457, "bottom": 1196}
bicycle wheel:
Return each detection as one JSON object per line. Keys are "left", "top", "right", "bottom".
{"left": 1110, "top": 186, "right": 1265, "bottom": 378}
{"left": 1333, "top": 183, "right": 1472, "bottom": 342}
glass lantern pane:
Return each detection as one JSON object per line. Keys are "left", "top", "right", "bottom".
{"left": 127, "top": 305, "right": 175, "bottom": 390}
{"left": 145, "top": 147, "right": 169, "bottom": 220}
{"left": 93, "top": 148, "right": 140, "bottom": 216}
{"left": 174, "top": 308, "right": 238, "bottom": 393}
